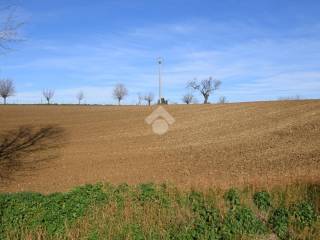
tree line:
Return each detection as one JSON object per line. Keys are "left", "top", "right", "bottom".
{"left": 0, "top": 78, "right": 226, "bottom": 105}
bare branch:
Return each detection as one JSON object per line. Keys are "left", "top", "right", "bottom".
{"left": 0, "top": 5, "right": 24, "bottom": 53}
{"left": 187, "top": 78, "right": 200, "bottom": 90}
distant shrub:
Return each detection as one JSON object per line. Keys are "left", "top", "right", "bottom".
{"left": 253, "top": 191, "right": 272, "bottom": 211}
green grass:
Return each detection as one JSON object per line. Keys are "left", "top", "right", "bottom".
{"left": 0, "top": 183, "right": 319, "bottom": 239}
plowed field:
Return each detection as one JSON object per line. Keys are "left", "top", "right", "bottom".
{"left": 0, "top": 100, "right": 319, "bottom": 193}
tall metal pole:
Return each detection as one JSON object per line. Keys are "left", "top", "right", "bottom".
{"left": 158, "top": 57, "right": 162, "bottom": 104}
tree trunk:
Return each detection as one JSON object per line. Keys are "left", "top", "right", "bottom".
{"left": 4, "top": 97, "right": 6, "bottom": 105}
{"left": 118, "top": 99, "right": 121, "bottom": 105}
{"left": 204, "top": 95, "right": 209, "bottom": 104}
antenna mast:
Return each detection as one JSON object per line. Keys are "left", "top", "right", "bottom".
{"left": 157, "top": 57, "right": 163, "bottom": 104}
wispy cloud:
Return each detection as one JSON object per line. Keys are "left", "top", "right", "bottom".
{"left": 2, "top": 19, "right": 320, "bottom": 104}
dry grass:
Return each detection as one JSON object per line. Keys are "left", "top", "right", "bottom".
{"left": 0, "top": 100, "right": 319, "bottom": 193}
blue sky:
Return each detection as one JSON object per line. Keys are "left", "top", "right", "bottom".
{"left": 1, "top": 0, "right": 320, "bottom": 104}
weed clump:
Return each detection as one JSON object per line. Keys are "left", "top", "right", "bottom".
{"left": 290, "top": 201, "right": 317, "bottom": 230}
{"left": 253, "top": 191, "right": 272, "bottom": 211}
{"left": 268, "top": 206, "right": 290, "bottom": 239}
{"left": 224, "top": 188, "right": 240, "bottom": 208}
{"left": 223, "top": 206, "right": 267, "bottom": 238}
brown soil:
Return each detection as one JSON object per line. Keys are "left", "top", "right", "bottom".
{"left": 0, "top": 100, "right": 319, "bottom": 193}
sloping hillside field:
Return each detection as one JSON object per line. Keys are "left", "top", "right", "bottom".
{"left": 0, "top": 100, "right": 319, "bottom": 193}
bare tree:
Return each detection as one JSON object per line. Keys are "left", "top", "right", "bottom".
{"left": 182, "top": 93, "right": 193, "bottom": 104}
{"left": 144, "top": 92, "right": 154, "bottom": 106}
{"left": 113, "top": 83, "right": 128, "bottom": 105}
{"left": 42, "top": 89, "right": 54, "bottom": 104}
{"left": 76, "top": 91, "right": 84, "bottom": 104}
{"left": 218, "top": 96, "right": 227, "bottom": 104}
{"left": 137, "top": 92, "right": 143, "bottom": 105}
{"left": 0, "top": 79, "right": 14, "bottom": 104}
{"left": 188, "top": 77, "right": 221, "bottom": 104}
{"left": 0, "top": 5, "right": 24, "bottom": 52}
{"left": 0, "top": 7, "right": 21, "bottom": 104}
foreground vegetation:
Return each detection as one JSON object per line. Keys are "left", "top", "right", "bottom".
{"left": 0, "top": 183, "right": 319, "bottom": 239}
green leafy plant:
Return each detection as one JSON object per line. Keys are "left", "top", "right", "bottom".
{"left": 0, "top": 183, "right": 319, "bottom": 239}
{"left": 138, "top": 183, "right": 157, "bottom": 202}
{"left": 290, "top": 202, "right": 316, "bottom": 230}
{"left": 0, "top": 184, "right": 108, "bottom": 237}
{"left": 224, "top": 188, "right": 240, "bottom": 208}
{"left": 222, "top": 206, "right": 267, "bottom": 238}
{"left": 191, "top": 205, "right": 221, "bottom": 239}
{"left": 268, "top": 207, "right": 290, "bottom": 239}
{"left": 253, "top": 191, "right": 272, "bottom": 211}
{"left": 137, "top": 183, "right": 170, "bottom": 207}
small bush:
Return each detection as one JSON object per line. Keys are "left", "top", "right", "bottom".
{"left": 253, "top": 191, "right": 272, "bottom": 211}
{"left": 224, "top": 188, "right": 240, "bottom": 208}
{"left": 290, "top": 202, "right": 317, "bottom": 230}
{"left": 222, "top": 206, "right": 267, "bottom": 238}
{"left": 185, "top": 190, "right": 222, "bottom": 239}
{"left": 191, "top": 206, "right": 221, "bottom": 239}
{"left": 268, "top": 207, "right": 290, "bottom": 239}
